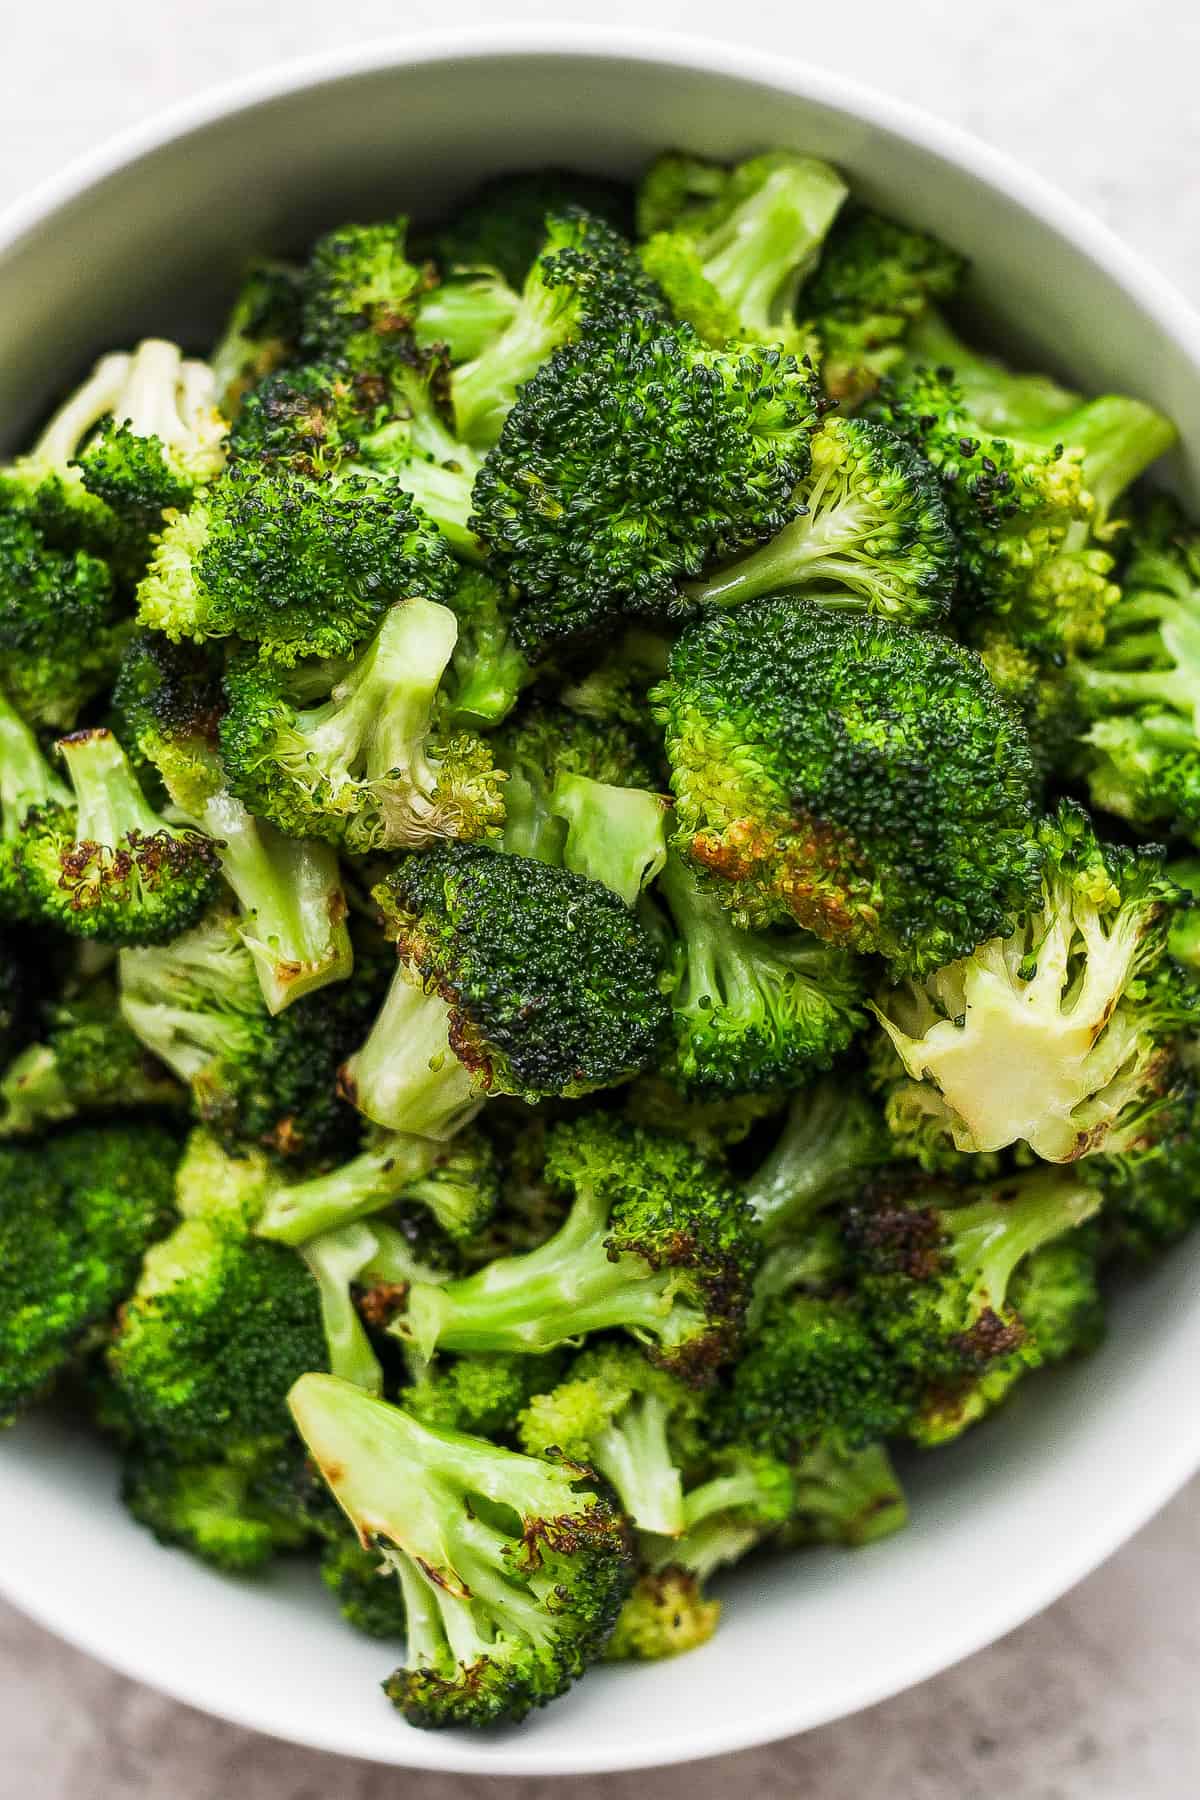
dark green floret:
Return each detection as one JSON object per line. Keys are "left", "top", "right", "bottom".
{"left": 472, "top": 318, "right": 822, "bottom": 648}
{"left": 1094, "top": 1083, "right": 1200, "bottom": 1262}
{"left": 393, "top": 1115, "right": 759, "bottom": 1385}
{"left": 655, "top": 597, "right": 1042, "bottom": 973}
{"left": 299, "top": 216, "right": 432, "bottom": 369}
{"left": 122, "top": 1444, "right": 313, "bottom": 1573}
{"left": 655, "top": 851, "right": 866, "bottom": 1092}
{"left": 0, "top": 689, "right": 72, "bottom": 918}
{"left": 0, "top": 1123, "right": 178, "bottom": 1425}
{"left": 210, "top": 259, "right": 306, "bottom": 416}
{"left": 320, "top": 1535, "right": 410, "bottom": 1639}
{"left": 0, "top": 509, "right": 127, "bottom": 729}
{"left": 431, "top": 168, "right": 636, "bottom": 287}
{"left": 404, "top": 1351, "right": 564, "bottom": 1440}
{"left": 289, "top": 1372, "right": 633, "bottom": 1729}
{"left": 342, "top": 845, "right": 669, "bottom": 1136}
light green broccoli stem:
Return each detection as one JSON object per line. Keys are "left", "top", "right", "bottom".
{"left": 58, "top": 729, "right": 172, "bottom": 845}
{"left": 941, "top": 1169, "right": 1102, "bottom": 1325}
{"left": 1025, "top": 397, "right": 1176, "bottom": 532}
{"left": 415, "top": 275, "right": 521, "bottom": 363}
{"left": 198, "top": 788, "right": 352, "bottom": 1013}
{"left": 699, "top": 158, "right": 848, "bottom": 337}
{"left": 743, "top": 1082, "right": 882, "bottom": 1241}
{"left": 590, "top": 1394, "right": 684, "bottom": 1538}
{"left": 0, "top": 691, "right": 70, "bottom": 832}
{"left": 340, "top": 962, "right": 481, "bottom": 1141}
{"left": 1075, "top": 588, "right": 1200, "bottom": 726}
{"left": 256, "top": 1131, "right": 442, "bottom": 1244}
{"left": 24, "top": 351, "right": 133, "bottom": 469}
{"left": 299, "top": 1219, "right": 457, "bottom": 1396}
{"left": 551, "top": 775, "right": 669, "bottom": 907}
{"left": 451, "top": 242, "right": 581, "bottom": 446}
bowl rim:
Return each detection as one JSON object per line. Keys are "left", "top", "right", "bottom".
{"left": 3, "top": 24, "right": 1200, "bottom": 1775}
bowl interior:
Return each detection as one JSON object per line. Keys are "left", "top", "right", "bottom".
{"left": 2, "top": 37, "right": 1199, "bottom": 1777}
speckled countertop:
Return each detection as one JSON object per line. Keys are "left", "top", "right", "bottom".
{"left": 3, "top": 3, "right": 1200, "bottom": 1794}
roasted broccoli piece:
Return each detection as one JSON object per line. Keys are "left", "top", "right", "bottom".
{"left": 451, "top": 209, "right": 664, "bottom": 446}
{"left": 431, "top": 168, "right": 636, "bottom": 287}
{"left": 1094, "top": 1083, "right": 1200, "bottom": 1261}
{"left": 742, "top": 1079, "right": 890, "bottom": 1243}
{"left": 1072, "top": 497, "right": 1200, "bottom": 837}
{"left": 0, "top": 1123, "right": 178, "bottom": 1424}
{"left": 873, "top": 802, "right": 1195, "bottom": 1162}
{"left": 18, "top": 728, "right": 222, "bottom": 945}
{"left": 404, "top": 1351, "right": 563, "bottom": 1441}
{"left": 122, "top": 1443, "right": 312, "bottom": 1573}
{"left": 602, "top": 1565, "right": 721, "bottom": 1661}
{"left": 0, "top": 973, "right": 181, "bottom": 1136}
{"left": 472, "top": 318, "right": 822, "bottom": 648}
{"left": 656, "top": 597, "right": 1041, "bottom": 973}
{"left": 637, "top": 151, "right": 847, "bottom": 360}
{"left": 0, "top": 509, "right": 127, "bottom": 729}
{"left": 802, "top": 207, "right": 966, "bottom": 406}
{"left": 655, "top": 851, "right": 865, "bottom": 1092}
{"left": 289, "top": 1371, "right": 633, "bottom": 1728}
{"left": 299, "top": 216, "right": 432, "bottom": 369}
{"left": 897, "top": 309, "right": 1081, "bottom": 432}
{"left": 320, "top": 1534, "right": 409, "bottom": 1638}
{"left": 254, "top": 1125, "right": 492, "bottom": 1246}
{"left": 686, "top": 416, "right": 956, "bottom": 624}
{"left": 780, "top": 1440, "right": 909, "bottom": 1547}
{"left": 136, "top": 460, "right": 457, "bottom": 665}
{"left": 442, "top": 568, "right": 535, "bottom": 730}
{"left": 219, "top": 602, "right": 505, "bottom": 852}
{"left": 415, "top": 270, "right": 520, "bottom": 364}
{"left": 341, "top": 845, "right": 669, "bottom": 1137}
{"left": 209, "top": 259, "right": 305, "bottom": 417}
{"left": 0, "top": 689, "right": 72, "bottom": 917}
{"left": 393, "top": 1116, "right": 758, "bottom": 1385}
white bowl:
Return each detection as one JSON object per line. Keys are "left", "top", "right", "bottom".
{"left": 2, "top": 27, "right": 1200, "bottom": 1777}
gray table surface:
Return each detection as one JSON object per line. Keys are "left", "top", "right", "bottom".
{"left": 3, "top": 2, "right": 1200, "bottom": 1793}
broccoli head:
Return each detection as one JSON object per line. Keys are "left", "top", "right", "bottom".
{"left": 299, "top": 216, "right": 432, "bottom": 369}
{"left": 122, "top": 1443, "right": 312, "bottom": 1573}
{"left": 0, "top": 690, "right": 72, "bottom": 918}
{"left": 1094, "top": 1083, "right": 1200, "bottom": 1262}
{"left": 319, "top": 1534, "right": 409, "bottom": 1639}
{"left": 209, "top": 259, "right": 305, "bottom": 417}
{"left": 742, "top": 1079, "right": 890, "bottom": 1243}
{"left": 0, "top": 975, "right": 181, "bottom": 1137}
{"left": 431, "top": 168, "right": 636, "bottom": 287}
{"left": 0, "top": 508, "right": 128, "bottom": 729}
{"left": 656, "top": 597, "right": 1042, "bottom": 973}
{"left": 781, "top": 1440, "right": 909, "bottom": 1547}
{"left": 873, "top": 802, "right": 1196, "bottom": 1162}
{"left": 404, "top": 1350, "right": 564, "bottom": 1441}
{"left": 442, "top": 568, "right": 535, "bottom": 730}
{"left": 289, "top": 1371, "right": 633, "bottom": 1728}
{"left": 603, "top": 1565, "right": 721, "bottom": 1661}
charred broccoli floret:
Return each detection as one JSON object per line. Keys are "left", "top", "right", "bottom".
{"left": 289, "top": 1371, "right": 633, "bottom": 1728}
{"left": 656, "top": 597, "right": 1041, "bottom": 973}
{"left": 0, "top": 509, "right": 127, "bottom": 729}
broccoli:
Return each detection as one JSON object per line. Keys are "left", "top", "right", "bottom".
{"left": 219, "top": 601, "right": 505, "bottom": 853}
{"left": 442, "top": 568, "right": 535, "bottom": 730}
{"left": 107, "top": 1130, "right": 327, "bottom": 1458}
{"left": 472, "top": 318, "right": 822, "bottom": 648}
{"left": 288, "top": 1371, "right": 633, "bottom": 1728}
{"left": 686, "top": 416, "right": 957, "bottom": 624}
{"left": 781, "top": 1440, "right": 909, "bottom": 1547}
{"left": 224, "top": 359, "right": 373, "bottom": 479}
{"left": 415, "top": 271, "right": 520, "bottom": 364}
{"left": 299, "top": 216, "right": 433, "bottom": 368}
{"left": 430, "top": 167, "right": 636, "bottom": 287}
{"left": 450, "top": 208, "right": 664, "bottom": 447}
{"left": 558, "top": 625, "right": 673, "bottom": 729}
{"left": 18, "top": 728, "right": 222, "bottom": 945}
{"left": 393, "top": 1115, "right": 758, "bottom": 1385}
{"left": 873, "top": 802, "right": 1196, "bottom": 1162}
{"left": 655, "top": 597, "right": 1042, "bottom": 973}
{"left": 801, "top": 207, "right": 966, "bottom": 406}
{"left": 348, "top": 349, "right": 486, "bottom": 559}
{"left": 122, "top": 1444, "right": 312, "bottom": 1573}
{"left": 622, "top": 1077, "right": 786, "bottom": 1158}
{"left": 209, "top": 259, "right": 306, "bottom": 417}
{"left": 655, "top": 851, "right": 866, "bottom": 1093}
{"left": 1168, "top": 857, "right": 1200, "bottom": 971}
{"left": 136, "top": 460, "right": 457, "bottom": 665}
{"left": 977, "top": 629, "right": 1081, "bottom": 787}
{"left": 295, "top": 1214, "right": 456, "bottom": 1396}
{"left": 0, "top": 1123, "right": 178, "bottom": 1424}
{"left": 518, "top": 1342, "right": 703, "bottom": 1535}
{"left": 637, "top": 151, "right": 847, "bottom": 360}
{"left": 0, "top": 689, "right": 72, "bottom": 917}
{"left": 843, "top": 1164, "right": 1104, "bottom": 1435}
{"left": 0, "top": 353, "right": 146, "bottom": 553}
{"left": 1095, "top": 1083, "right": 1200, "bottom": 1261}
{"left": 320, "top": 1535, "right": 409, "bottom": 1639}
{"left": 254, "top": 1126, "right": 495, "bottom": 1246}
{"left": 0, "top": 974, "right": 181, "bottom": 1136}
{"left": 0, "top": 509, "right": 128, "bottom": 729}
{"left": 602, "top": 1565, "right": 722, "bottom": 1661}
{"left": 404, "top": 1351, "right": 564, "bottom": 1440}
{"left": 341, "top": 846, "right": 669, "bottom": 1137}
{"left": 642, "top": 1444, "right": 796, "bottom": 1583}
{"left": 112, "top": 633, "right": 354, "bottom": 1010}
{"left": 897, "top": 308, "right": 1081, "bottom": 432}
{"left": 742, "top": 1079, "right": 890, "bottom": 1243}
{"left": 1072, "top": 497, "right": 1200, "bottom": 836}
{"left": 74, "top": 338, "right": 227, "bottom": 534}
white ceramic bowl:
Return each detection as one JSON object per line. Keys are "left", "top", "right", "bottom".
{"left": 2, "top": 28, "right": 1200, "bottom": 1777}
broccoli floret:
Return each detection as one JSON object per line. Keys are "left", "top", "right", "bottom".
{"left": 743, "top": 1079, "right": 890, "bottom": 1243}
{"left": 394, "top": 1116, "right": 758, "bottom": 1386}
{"left": 225, "top": 360, "right": 373, "bottom": 479}
{"left": 472, "top": 319, "right": 822, "bottom": 648}
{"left": 1095, "top": 1083, "right": 1200, "bottom": 1261}
{"left": 119, "top": 909, "right": 381, "bottom": 1162}
{"left": 802, "top": 207, "right": 966, "bottom": 406}
{"left": 558, "top": 625, "right": 673, "bottom": 729}
{"left": 341, "top": 846, "right": 669, "bottom": 1137}
{"left": 107, "top": 1131, "right": 327, "bottom": 1458}
{"left": 897, "top": 309, "right": 1081, "bottom": 432}
{"left": 1072, "top": 497, "right": 1200, "bottom": 836}
{"left": 0, "top": 353, "right": 147, "bottom": 554}
{"left": 451, "top": 209, "right": 664, "bottom": 447}
{"left": 122, "top": 1443, "right": 311, "bottom": 1573}
{"left": 602, "top": 1565, "right": 721, "bottom": 1661}
{"left": 289, "top": 1371, "right": 633, "bottom": 1729}
{"left": 219, "top": 602, "right": 505, "bottom": 852}
{"left": 349, "top": 349, "right": 486, "bottom": 559}
{"left": 432, "top": 168, "right": 636, "bottom": 287}
{"left": 781, "top": 1440, "right": 909, "bottom": 1547}
{"left": 74, "top": 339, "right": 227, "bottom": 535}
{"left": 254, "top": 1124, "right": 492, "bottom": 1247}
{"left": 656, "top": 597, "right": 1041, "bottom": 973}
{"left": 0, "top": 975, "right": 181, "bottom": 1136}
{"left": 442, "top": 568, "right": 535, "bottom": 730}
{"left": 111, "top": 630, "right": 226, "bottom": 816}
{"left": 404, "top": 1350, "right": 565, "bottom": 1440}
{"left": 1168, "top": 857, "right": 1200, "bottom": 971}
{"left": 647, "top": 1444, "right": 796, "bottom": 1579}
{"left": 0, "top": 1123, "right": 178, "bottom": 1424}
{"left": 518, "top": 1343, "right": 703, "bottom": 1536}
{"left": 136, "top": 461, "right": 457, "bottom": 665}
{"left": 209, "top": 259, "right": 306, "bottom": 417}
{"left": 320, "top": 1534, "right": 409, "bottom": 1638}
{"left": 0, "top": 509, "right": 127, "bottom": 729}
{"left": 18, "top": 728, "right": 222, "bottom": 945}
{"left": 622, "top": 1077, "right": 786, "bottom": 1158}
{"left": 299, "top": 216, "right": 433, "bottom": 368}
{"left": 0, "top": 689, "right": 72, "bottom": 918}
{"left": 687, "top": 416, "right": 957, "bottom": 624}
{"left": 655, "top": 851, "right": 866, "bottom": 1093}
{"left": 637, "top": 151, "right": 847, "bottom": 360}
{"left": 874, "top": 802, "right": 1195, "bottom": 1162}
{"left": 977, "top": 629, "right": 1081, "bottom": 787}
{"left": 844, "top": 1163, "right": 1103, "bottom": 1435}
{"left": 415, "top": 271, "right": 521, "bottom": 363}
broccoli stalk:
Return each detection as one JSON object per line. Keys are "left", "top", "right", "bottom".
{"left": 254, "top": 1131, "right": 445, "bottom": 1245}
{"left": 743, "top": 1080, "right": 890, "bottom": 1243}
{"left": 297, "top": 1219, "right": 452, "bottom": 1397}
{"left": 75, "top": 338, "right": 227, "bottom": 528}
{"left": 339, "top": 961, "right": 481, "bottom": 1141}
{"left": 899, "top": 309, "right": 1080, "bottom": 432}
{"left": 550, "top": 776, "right": 668, "bottom": 907}
{"left": 288, "top": 1372, "right": 632, "bottom": 1729}
{"left": 638, "top": 1449, "right": 796, "bottom": 1588}
{"left": 415, "top": 271, "right": 521, "bottom": 363}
